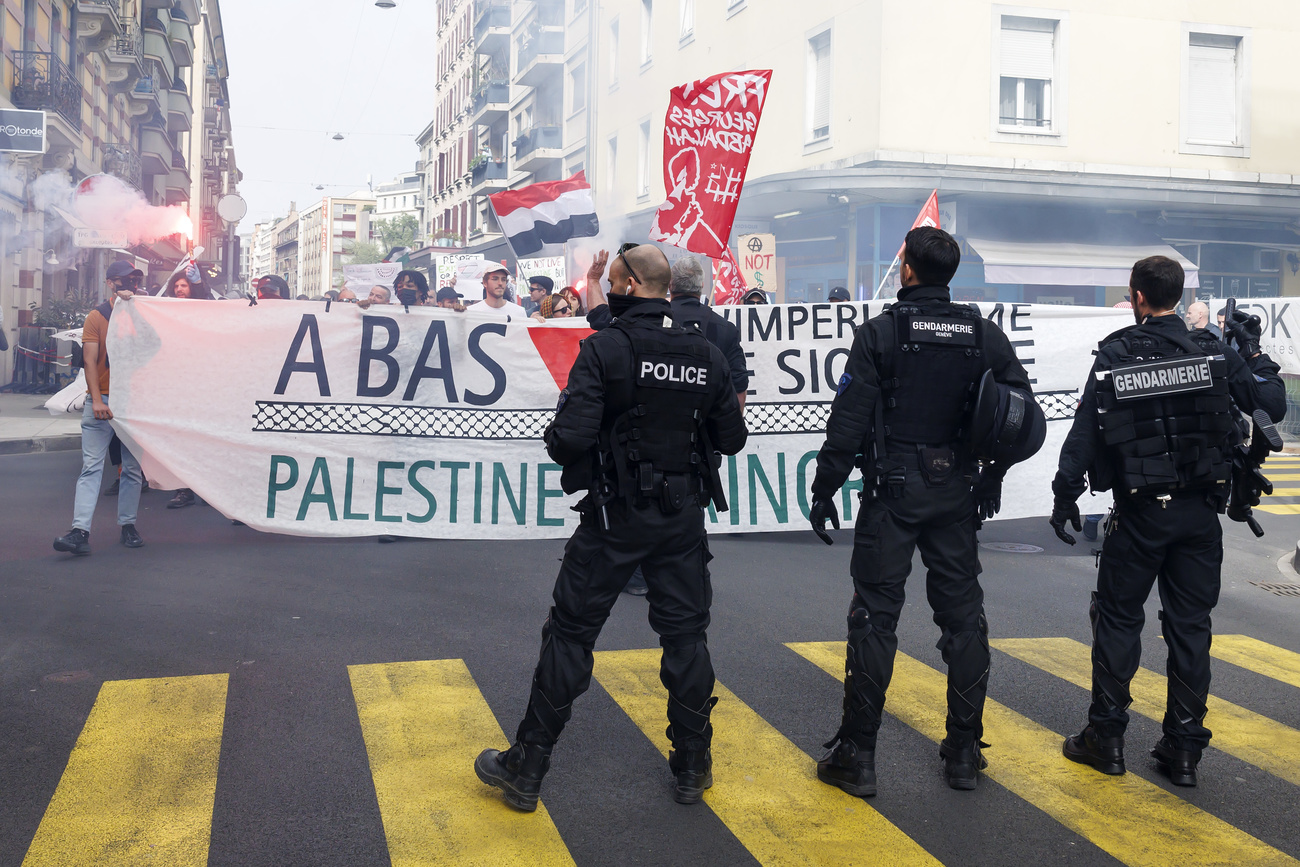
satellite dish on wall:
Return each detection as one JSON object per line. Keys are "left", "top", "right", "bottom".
{"left": 217, "top": 194, "right": 248, "bottom": 223}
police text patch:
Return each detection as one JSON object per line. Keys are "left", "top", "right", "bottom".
{"left": 1110, "top": 355, "right": 1213, "bottom": 400}
{"left": 905, "top": 316, "right": 977, "bottom": 346}
{"left": 637, "top": 356, "right": 710, "bottom": 390}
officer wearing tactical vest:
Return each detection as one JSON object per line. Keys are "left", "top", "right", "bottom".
{"left": 809, "top": 226, "right": 1039, "bottom": 795}
{"left": 476, "top": 243, "right": 748, "bottom": 810}
{"left": 1050, "top": 255, "right": 1285, "bottom": 787}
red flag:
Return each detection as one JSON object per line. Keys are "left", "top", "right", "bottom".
{"left": 711, "top": 247, "right": 747, "bottom": 305}
{"left": 895, "top": 190, "right": 941, "bottom": 258}
{"left": 649, "top": 70, "right": 773, "bottom": 259}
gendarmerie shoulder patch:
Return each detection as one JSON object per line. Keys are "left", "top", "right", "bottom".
{"left": 904, "top": 316, "right": 977, "bottom": 346}
{"left": 1108, "top": 355, "right": 1214, "bottom": 400}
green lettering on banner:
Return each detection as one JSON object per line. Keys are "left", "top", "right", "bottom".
{"left": 536, "top": 463, "right": 565, "bottom": 527}
{"left": 344, "top": 457, "right": 370, "bottom": 520}
{"left": 375, "top": 461, "right": 404, "bottom": 523}
{"left": 407, "top": 461, "right": 438, "bottom": 523}
{"left": 440, "top": 461, "right": 469, "bottom": 523}
{"left": 473, "top": 462, "right": 484, "bottom": 524}
{"left": 795, "top": 450, "right": 818, "bottom": 519}
{"left": 840, "top": 473, "right": 864, "bottom": 523}
{"left": 748, "top": 453, "right": 788, "bottom": 524}
{"left": 297, "top": 457, "right": 337, "bottom": 521}
{"left": 492, "top": 462, "right": 527, "bottom": 525}
{"left": 267, "top": 455, "right": 299, "bottom": 519}
{"left": 727, "top": 455, "right": 740, "bottom": 526}
{"left": 707, "top": 501, "right": 718, "bottom": 524}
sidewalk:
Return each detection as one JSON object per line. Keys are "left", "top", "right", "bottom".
{"left": 0, "top": 393, "right": 82, "bottom": 456}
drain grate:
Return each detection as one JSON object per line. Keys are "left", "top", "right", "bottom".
{"left": 1249, "top": 582, "right": 1300, "bottom": 598}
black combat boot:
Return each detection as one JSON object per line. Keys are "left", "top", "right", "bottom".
{"left": 53, "top": 528, "right": 91, "bottom": 556}
{"left": 939, "top": 738, "right": 988, "bottom": 791}
{"left": 1063, "top": 725, "right": 1125, "bottom": 775}
{"left": 1151, "top": 737, "right": 1199, "bottom": 787}
{"left": 668, "top": 746, "right": 713, "bottom": 805}
{"left": 817, "top": 737, "right": 876, "bottom": 798}
{"left": 474, "top": 741, "right": 553, "bottom": 812}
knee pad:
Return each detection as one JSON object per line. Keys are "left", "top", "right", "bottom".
{"left": 546, "top": 606, "right": 600, "bottom": 652}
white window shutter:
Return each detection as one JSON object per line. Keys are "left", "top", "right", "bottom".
{"left": 1188, "top": 43, "right": 1237, "bottom": 143}
{"left": 1000, "top": 26, "right": 1054, "bottom": 80}
{"left": 811, "top": 33, "right": 832, "bottom": 134}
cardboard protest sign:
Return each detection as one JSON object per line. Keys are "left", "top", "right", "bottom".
{"left": 517, "top": 256, "right": 567, "bottom": 291}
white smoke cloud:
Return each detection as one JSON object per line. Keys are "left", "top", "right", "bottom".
{"left": 6, "top": 164, "right": 191, "bottom": 246}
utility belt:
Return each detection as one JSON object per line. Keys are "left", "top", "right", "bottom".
{"left": 1115, "top": 484, "right": 1226, "bottom": 513}
{"left": 867, "top": 444, "right": 974, "bottom": 499}
{"left": 583, "top": 467, "right": 706, "bottom": 528}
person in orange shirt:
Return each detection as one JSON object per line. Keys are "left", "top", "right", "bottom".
{"left": 53, "top": 261, "right": 147, "bottom": 555}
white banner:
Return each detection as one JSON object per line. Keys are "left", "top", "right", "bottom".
{"left": 1201, "top": 298, "right": 1300, "bottom": 375}
{"left": 342, "top": 263, "right": 406, "bottom": 292}
{"left": 437, "top": 254, "right": 486, "bottom": 298}
{"left": 516, "top": 256, "right": 567, "bottom": 291}
{"left": 104, "top": 299, "right": 1130, "bottom": 538}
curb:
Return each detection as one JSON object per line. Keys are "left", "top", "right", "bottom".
{"left": 0, "top": 435, "right": 81, "bottom": 456}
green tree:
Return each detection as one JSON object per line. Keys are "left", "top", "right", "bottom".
{"left": 345, "top": 239, "right": 385, "bottom": 265}
{"left": 372, "top": 214, "right": 421, "bottom": 252}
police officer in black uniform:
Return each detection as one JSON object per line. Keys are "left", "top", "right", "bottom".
{"left": 1050, "top": 255, "right": 1285, "bottom": 787}
{"left": 476, "top": 244, "right": 748, "bottom": 810}
{"left": 809, "top": 227, "right": 1036, "bottom": 795}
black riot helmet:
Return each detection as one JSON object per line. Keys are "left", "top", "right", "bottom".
{"left": 969, "top": 370, "right": 1046, "bottom": 465}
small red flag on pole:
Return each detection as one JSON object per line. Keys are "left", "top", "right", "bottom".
{"left": 873, "top": 190, "right": 941, "bottom": 299}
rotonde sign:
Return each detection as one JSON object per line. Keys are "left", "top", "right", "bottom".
{"left": 0, "top": 109, "right": 46, "bottom": 154}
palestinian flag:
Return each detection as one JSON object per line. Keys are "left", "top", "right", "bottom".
{"left": 488, "top": 172, "right": 599, "bottom": 256}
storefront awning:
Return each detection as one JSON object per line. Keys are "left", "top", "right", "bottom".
{"left": 967, "top": 237, "right": 1199, "bottom": 289}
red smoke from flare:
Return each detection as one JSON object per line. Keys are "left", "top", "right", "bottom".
{"left": 73, "top": 173, "right": 194, "bottom": 245}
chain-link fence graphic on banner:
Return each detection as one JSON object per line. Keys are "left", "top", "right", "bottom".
{"left": 254, "top": 391, "right": 1078, "bottom": 441}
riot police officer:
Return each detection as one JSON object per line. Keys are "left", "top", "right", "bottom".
{"left": 1050, "top": 256, "right": 1285, "bottom": 786}
{"left": 476, "top": 244, "right": 748, "bottom": 810}
{"left": 809, "top": 226, "right": 1037, "bottom": 795}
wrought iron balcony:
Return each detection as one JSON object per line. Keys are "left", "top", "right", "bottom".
{"left": 76, "top": 0, "right": 123, "bottom": 36}
{"left": 10, "top": 51, "right": 83, "bottom": 127}
{"left": 102, "top": 142, "right": 142, "bottom": 189}
{"left": 106, "top": 22, "right": 144, "bottom": 67}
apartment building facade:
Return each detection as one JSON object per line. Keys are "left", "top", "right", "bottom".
{"left": 272, "top": 204, "right": 298, "bottom": 295}
{"left": 296, "top": 193, "right": 375, "bottom": 298}
{"left": 584, "top": 0, "right": 1300, "bottom": 305}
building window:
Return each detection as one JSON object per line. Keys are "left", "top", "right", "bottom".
{"left": 637, "top": 121, "right": 651, "bottom": 197}
{"left": 607, "top": 136, "right": 618, "bottom": 194}
{"left": 679, "top": 0, "right": 693, "bottom": 40}
{"left": 998, "top": 16, "right": 1056, "bottom": 130}
{"left": 571, "top": 62, "right": 587, "bottom": 112}
{"left": 807, "top": 29, "right": 832, "bottom": 142}
{"left": 609, "top": 19, "right": 620, "bottom": 87}
{"left": 1182, "top": 26, "right": 1250, "bottom": 156}
{"left": 574, "top": 0, "right": 586, "bottom": 13}
{"left": 640, "top": 0, "right": 653, "bottom": 65}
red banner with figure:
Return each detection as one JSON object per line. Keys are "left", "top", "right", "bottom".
{"left": 649, "top": 70, "right": 773, "bottom": 260}
{"left": 712, "top": 248, "right": 747, "bottom": 305}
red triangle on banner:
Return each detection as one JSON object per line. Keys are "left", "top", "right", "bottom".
{"left": 527, "top": 327, "right": 593, "bottom": 391}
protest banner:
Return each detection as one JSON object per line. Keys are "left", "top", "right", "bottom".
{"left": 649, "top": 70, "right": 773, "bottom": 260}
{"left": 343, "top": 263, "right": 405, "bottom": 293}
{"left": 105, "top": 298, "right": 1129, "bottom": 539}
{"left": 436, "top": 254, "right": 486, "bottom": 299}
{"left": 712, "top": 248, "right": 748, "bottom": 305}
{"left": 517, "top": 256, "right": 567, "bottom": 290}
{"left": 1201, "top": 298, "right": 1300, "bottom": 375}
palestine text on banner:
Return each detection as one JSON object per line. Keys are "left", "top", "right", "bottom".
{"left": 649, "top": 70, "right": 772, "bottom": 260}
{"left": 488, "top": 172, "right": 599, "bottom": 257}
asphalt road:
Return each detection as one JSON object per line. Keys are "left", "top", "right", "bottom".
{"left": 2, "top": 449, "right": 1299, "bottom": 866}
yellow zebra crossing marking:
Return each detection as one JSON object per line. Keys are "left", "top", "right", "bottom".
{"left": 348, "top": 659, "right": 574, "bottom": 867}
{"left": 1212, "top": 635, "right": 1300, "bottom": 690}
{"left": 789, "top": 642, "right": 1298, "bottom": 867}
{"left": 993, "top": 637, "right": 1300, "bottom": 786}
{"left": 1255, "top": 503, "right": 1300, "bottom": 515}
{"left": 21, "top": 675, "right": 228, "bottom": 867}
{"left": 593, "top": 648, "right": 941, "bottom": 867}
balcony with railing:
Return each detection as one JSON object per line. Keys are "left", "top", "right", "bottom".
{"left": 104, "top": 22, "right": 144, "bottom": 84}
{"left": 471, "top": 79, "right": 510, "bottom": 124}
{"left": 167, "top": 79, "right": 193, "bottom": 132}
{"left": 473, "top": 0, "right": 511, "bottom": 53}
{"left": 76, "top": 0, "right": 123, "bottom": 39}
{"left": 470, "top": 157, "right": 510, "bottom": 193}
{"left": 516, "top": 31, "right": 564, "bottom": 87}
{"left": 102, "top": 142, "right": 142, "bottom": 189}
{"left": 11, "top": 52, "right": 83, "bottom": 129}
{"left": 512, "top": 125, "right": 562, "bottom": 173}
{"left": 168, "top": 12, "right": 194, "bottom": 67}
{"left": 140, "top": 124, "right": 173, "bottom": 176}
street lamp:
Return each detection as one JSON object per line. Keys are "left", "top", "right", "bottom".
{"left": 332, "top": 132, "right": 345, "bottom": 141}
{"left": 375, "top": 0, "right": 396, "bottom": 8}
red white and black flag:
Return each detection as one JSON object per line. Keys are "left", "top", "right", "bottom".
{"left": 488, "top": 172, "right": 599, "bottom": 256}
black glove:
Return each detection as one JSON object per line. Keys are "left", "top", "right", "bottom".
{"left": 1224, "top": 308, "right": 1262, "bottom": 357}
{"left": 1049, "top": 497, "right": 1081, "bottom": 545}
{"left": 810, "top": 497, "right": 839, "bottom": 545}
{"left": 974, "top": 466, "right": 1005, "bottom": 523}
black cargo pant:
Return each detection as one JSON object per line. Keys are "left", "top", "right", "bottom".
{"left": 1089, "top": 494, "right": 1222, "bottom": 752}
{"left": 837, "top": 469, "right": 988, "bottom": 749}
{"left": 516, "top": 496, "right": 716, "bottom": 750}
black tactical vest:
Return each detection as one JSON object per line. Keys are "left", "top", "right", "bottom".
{"left": 605, "top": 318, "right": 717, "bottom": 487}
{"left": 878, "top": 303, "right": 987, "bottom": 447}
{"left": 1092, "top": 327, "right": 1235, "bottom": 497}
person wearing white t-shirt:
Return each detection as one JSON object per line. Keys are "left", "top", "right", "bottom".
{"left": 470, "top": 263, "right": 528, "bottom": 320}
